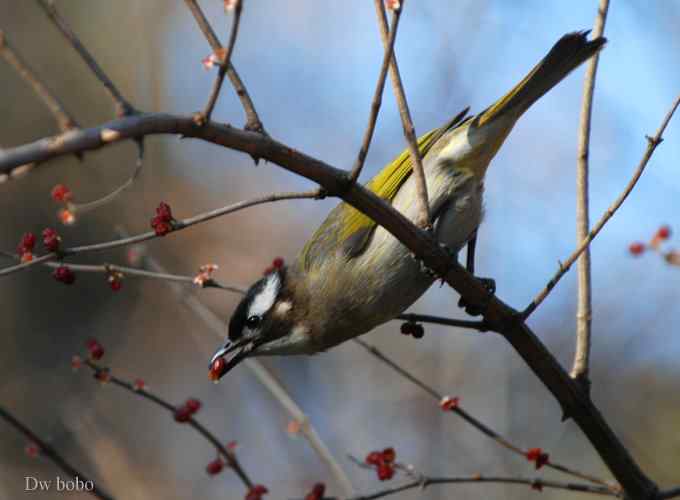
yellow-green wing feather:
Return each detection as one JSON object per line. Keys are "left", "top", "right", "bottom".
{"left": 301, "top": 108, "right": 469, "bottom": 269}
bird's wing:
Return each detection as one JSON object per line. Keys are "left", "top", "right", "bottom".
{"left": 301, "top": 108, "right": 470, "bottom": 270}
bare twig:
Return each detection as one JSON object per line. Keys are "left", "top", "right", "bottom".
{"left": 200, "top": 0, "right": 243, "bottom": 123}
{"left": 0, "top": 111, "right": 662, "bottom": 498}
{"left": 352, "top": 338, "right": 615, "bottom": 490}
{"left": 523, "top": 94, "right": 680, "bottom": 318}
{"left": 0, "top": 189, "right": 322, "bottom": 277}
{"left": 0, "top": 31, "right": 78, "bottom": 131}
{"left": 373, "top": 0, "right": 430, "bottom": 228}
{"left": 660, "top": 486, "right": 680, "bottom": 499}
{"left": 0, "top": 406, "right": 113, "bottom": 500}
{"left": 184, "top": 0, "right": 264, "bottom": 132}
{"left": 347, "top": 475, "right": 618, "bottom": 500}
{"left": 35, "top": 0, "right": 134, "bottom": 117}
{"left": 572, "top": 0, "right": 610, "bottom": 388}
{"left": 120, "top": 232, "right": 357, "bottom": 497}
{"left": 81, "top": 359, "right": 253, "bottom": 489}
{"left": 348, "top": 7, "right": 401, "bottom": 182}
{"left": 395, "top": 313, "right": 489, "bottom": 331}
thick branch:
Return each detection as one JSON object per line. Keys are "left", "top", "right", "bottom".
{"left": 35, "top": 0, "right": 134, "bottom": 117}
{"left": 0, "top": 406, "right": 113, "bottom": 499}
{"left": 0, "top": 111, "right": 663, "bottom": 498}
{"left": 572, "top": 0, "right": 610, "bottom": 388}
{"left": 373, "top": 0, "right": 430, "bottom": 228}
{"left": 0, "top": 30, "right": 78, "bottom": 131}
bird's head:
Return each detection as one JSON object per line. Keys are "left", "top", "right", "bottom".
{"left": 209, "top": 265, "right": 312, "bottom": 381}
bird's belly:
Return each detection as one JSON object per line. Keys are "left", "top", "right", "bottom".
{"left": 334, "top": 170, "right": 483, "bottom": 343}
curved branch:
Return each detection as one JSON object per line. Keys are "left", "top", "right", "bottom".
{"left": 0, "top": 110, "right": 666, "bottom": 499}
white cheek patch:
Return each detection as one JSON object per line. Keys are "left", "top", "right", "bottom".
{"left": 248, "top": 272, "right": 280, "bottom": 318}
{"left": 275, "top": 301, "right": 292, "bottom": 316}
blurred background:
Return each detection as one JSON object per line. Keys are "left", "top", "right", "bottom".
{"left": 0, "top": 1, "right": 678, "bottom": 499}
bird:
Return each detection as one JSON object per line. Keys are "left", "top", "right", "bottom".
{"left": 209, "top": 31, "right": 606, "bottom": 380}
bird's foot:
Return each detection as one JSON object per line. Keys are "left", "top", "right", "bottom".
{"left": 458, "top": 277, "right": 496, "bottom": 316}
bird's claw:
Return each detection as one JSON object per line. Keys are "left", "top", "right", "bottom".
{"left": 458, "top": 277, "right": 496, "bottom": 316}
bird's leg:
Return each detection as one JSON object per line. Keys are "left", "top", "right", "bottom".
{"left": 458, "top": 231, "right": 496, "bottom": 316}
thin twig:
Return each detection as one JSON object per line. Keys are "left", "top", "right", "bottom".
{"left": 352, "top": 338, "right": 615, "bottom": 490}
{"left": 35, "top": 0, "right": 134, "bottom": 117}
{"left": 118, "top": 231, "right": 357, "bottom": 497}
{"left": 200, "top": 0, "right": 243, "bottom": 123}
{"left": 81, "top": 359, "right": 253, "bottom": 489}
{"left": 572, "top": 0, "right": 610, "bottom": 388}
{"left": 373, "top": 0, "right": 430, "bottom": 228}
{"left": 347, "top": 475, "right": 618, "bottom": 500}
{"left": 0, "top": 31, "right": 78, "bottom": 131}
{"left": 395, "top": 313, "right": 489, "bottom": 331}
{"left": 0, "top": 189, "right": 322, "bottom": 277}
{"left": 0, "top": 406, "right": 113, "bottom": 500}
{"left": 348, "top": 8, "right": 401, "bottom": 182}
{"left": 660, "top": 486, "right": 680, "bottom": 499}
{"left": 184, "top": 0, "right": 264, "bottom": 132}
{"left": 523, "top": 93, "right": 680, "bottom": 318}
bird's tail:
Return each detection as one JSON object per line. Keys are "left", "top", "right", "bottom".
{"left": 476, "top": 31, "right": 606, "bottom": 126}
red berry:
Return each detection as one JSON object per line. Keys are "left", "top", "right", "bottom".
{"left": 174, "top": 405, "right": 192, "bottom": 423}
{"left": 305, "top": 483, "right": 325, "bottom": 500}
{"left": 53, "top": 265, "right": 75, "bottom": 284}
{"left": 629, "top": 242, "right": 645, "bottom": 256}
{"left": 24, "top": 443, "right": 40, "bottom": 458}
{"left": 133, "top": 378, "right": 145, "bottom": 391}
{"left": 51, "top": 184, "right": 72, "bottom": 202}
{"left": 381, "top": 447, "right": 396, "bottom": 463}
{"left": 185, "top": 398, "right": 202, "bottom": 414}
{"left": 156, "top": 202, "right": 173, "bottom": 221}
{"left": 71, "top": 355, "right": 82, "bottom": 371}
{"left": 94, "top": 370, "right": 111, "bottom": 383}
{"left": 376, "top": 463, "right": 394, "bottom": 481}
{"left": 17, "top": 232, "right": 36, "bottom": 254}
{"left": 245, "top": 485, "right": 269, "bottom": 500}
{"left": 110, "top": 279, "right": 122, "bottom": 292}
{"left": 151, "top": 217, "right": 173, "bottom": 236}
{"left": 206, "top": 458, "right": 224, "bottom": 475}
{"left": 526, "top": 448, "right": 549, "bottom": 470}
{"left": 365, "top": 451, "right": 382, "bottom": 465}
{"left": 657, "top": 225, "right": 671, "bottom": 240}
{"left": 272, "top": 257, "right": 284, "bottom": 268}
{"left": 89, "top": 344, "right": 104, "bottom": 360}
{"left": 42, "top": 228, "right": 61, "bottom": 252}
{"left": 440, "top": 396, "right": 460, "bottom": 411}
{"left": 209, "top": 357, "right": 227, "bottom": 381}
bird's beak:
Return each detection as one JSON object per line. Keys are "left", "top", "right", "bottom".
{"left": 208, "top": 338, "right": 257, "bottom": 381}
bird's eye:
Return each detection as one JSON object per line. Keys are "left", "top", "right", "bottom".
{"left": 245, "top": 315, "right": 261, "bottom": 329}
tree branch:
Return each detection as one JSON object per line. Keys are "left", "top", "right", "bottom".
{"left": 184, "top": 0, "right": 264, "bottom": 132}
{"left": 0, "top": 110, "right": 664, "bottom": 498}
{"left": 348, "top": 5, "right": 401, "bottom": 182}
{"left": 395, "top": 313, "right": 488, "bottom": 331}
{"left": 352, "top": 339, "right": 613, "bottom": 489}
{"left": 572, "top": 0, "right": 610, "bottom": 389}
{"left": 0, "top": 30, "right": 78, "bottom": 131}
{"left": 523, "top": 93, "right": 680, "bottom": 319}
{"left": 0, "top": 188, "right": 322, "bottom": 277}
{"left": 35, "top": 0, "right": 134, "bottom": 117}
{"left": 373, "top": 0, "right": 430, "bottom": 228}
{"left": 0, "top": 406, "right": 113, "bottom": 499}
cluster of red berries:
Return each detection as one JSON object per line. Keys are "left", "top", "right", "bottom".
{"left": 629, "top": 225, "right": 671, "bottom": 256}
{"left": 263, "top": 257, "right": 285, "bottom": 275}
{"left": 245, "top": 485, "right": 268, "bottom": 500}
{"left": 86, "top": 339, "right": 105, "bottom": 360}
{"left": 150, "top": 202, "right": 176, "bottom": 236}
{"left": 400, "top": 321, "right": 424, "bottom": 339}
{"left": 304, "top": 483, "right": 325, "bottom": 500}
{"left": 17, "top": 233, "right": 36, "bottom": 263}
{"left": 51, "top": 184, "right": 76, "bottom": 225}
{"left": 365, "top": 447, "right": 397, "bottom": 481}
{"left": 526, "top": 447, "right": 549, "bottom": 470}
{"left": 174, "top": 398, "right": 203, "bottom": 423}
